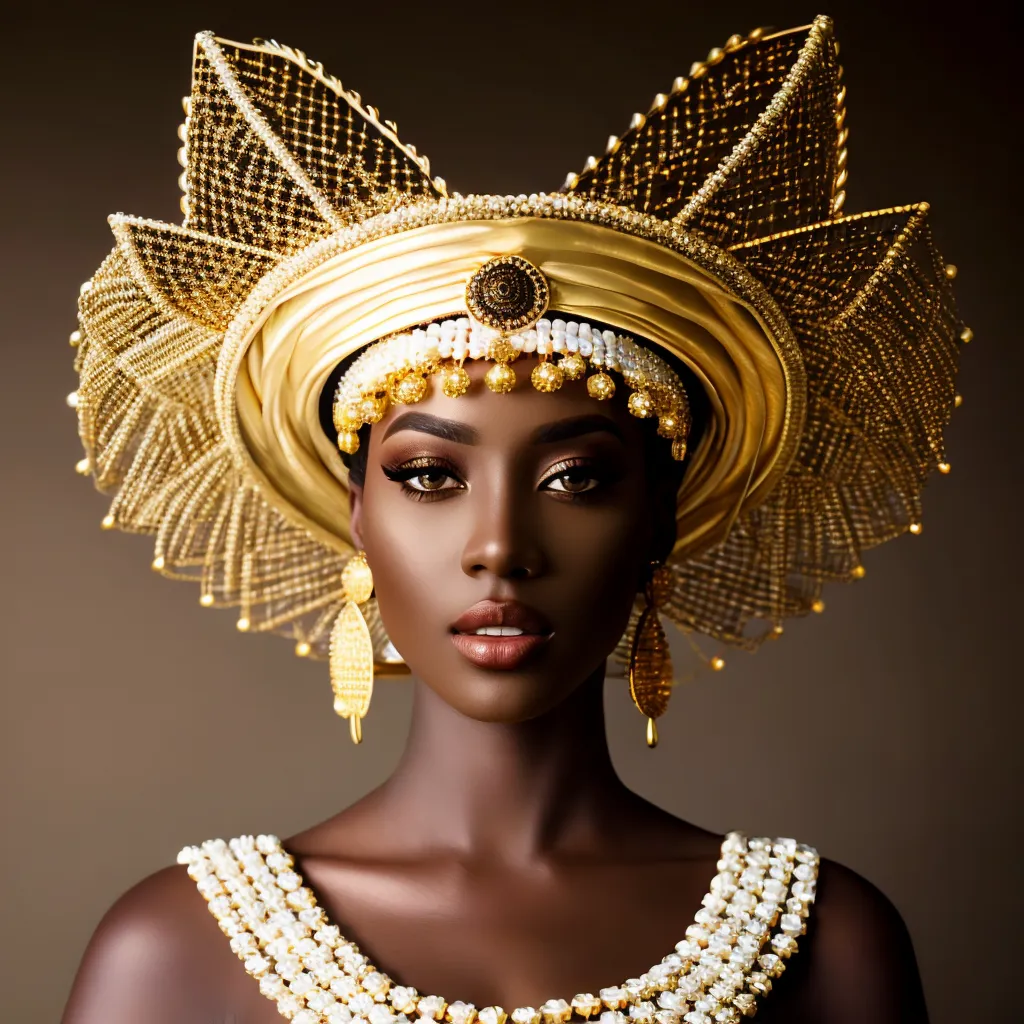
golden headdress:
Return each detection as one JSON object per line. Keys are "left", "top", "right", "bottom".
{"left": 70, "top": 17, "right": 964, "bottom": 682}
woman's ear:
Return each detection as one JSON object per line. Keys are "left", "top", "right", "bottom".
{"left": 349, "top": 482, "right": 365, "bottom": 551}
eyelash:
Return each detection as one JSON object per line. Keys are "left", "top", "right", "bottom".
{"left": 380, "top": 457, "right": 611, "bottom": 503}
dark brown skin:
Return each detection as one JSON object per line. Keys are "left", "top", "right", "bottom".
{"left": 62, "top": 360, "right": 929, "bottom": 1023}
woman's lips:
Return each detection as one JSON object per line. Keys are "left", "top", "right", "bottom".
{"left": 450, "top": 600, "right": 553, "bottom": 670}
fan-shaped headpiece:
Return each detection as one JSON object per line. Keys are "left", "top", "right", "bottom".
{"left": 70, "top": 16, "right": 964, "bottom": 671}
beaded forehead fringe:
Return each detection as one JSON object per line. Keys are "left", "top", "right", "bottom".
{"left": 70, "top": 15, "right": 964, "bottom": 671}
{"left": 331, "top": 317, "right": 693, "bottom": 461}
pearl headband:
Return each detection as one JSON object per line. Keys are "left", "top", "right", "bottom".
{"left": 332, "top": 258, "right": 693, "bottom": 459}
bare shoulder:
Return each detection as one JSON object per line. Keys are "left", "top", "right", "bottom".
{"left": 762, "top": 857, "right": 929, "bottom": 1024}
{"left": 61, "top": 863, "right": 254, "bottom": 1024}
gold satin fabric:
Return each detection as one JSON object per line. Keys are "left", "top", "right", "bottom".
{"left": 228, "top": 218, "right": 803, "bottom": 561}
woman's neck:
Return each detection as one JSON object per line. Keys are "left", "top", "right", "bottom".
{"left": 362, "top": 669, "right": 636, "bottom": 864}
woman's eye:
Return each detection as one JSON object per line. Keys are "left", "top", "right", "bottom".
{"left": 543, "top": 469, "right": 601, "bottom": 495}
{"left": 404, "top": 469, "right": 459, "bottom": 492}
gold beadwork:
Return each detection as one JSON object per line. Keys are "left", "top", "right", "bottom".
{"left": 390, "top": 374, "right": 428, "bottom": 404}
{"left": 337, "top": 430, "right": 360, "bottom": 454}
{"left": 587, "top": 372, "right": 615, "bottom": 400}
{"left": 710, "top": 656, "right": 726, "bottom": 671}
{"left": 484, "top": 362, "right": 516, "bottom": 394}
{"left": 531, "top": 361, "right": 564, "bottom": 392}
{"left": 627, "top": 391, "right": 655, "bottom": 418}
{"left": 560, "top": 352, "right": 586, "bottom": 380}
{"left": 440, "top": 364, "right": 471, "bottom": 398}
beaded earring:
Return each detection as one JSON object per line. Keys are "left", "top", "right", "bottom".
{"left": 629, "top": 562, "right": 675, "bottom": 747}
{"left": 329, "top": 551, "right": 375, "bottom": 744}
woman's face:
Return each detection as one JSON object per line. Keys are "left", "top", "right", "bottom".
{"left": 350, "top": 359, "right": 667, "bottom": 723}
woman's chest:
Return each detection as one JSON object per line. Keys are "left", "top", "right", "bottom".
{"left": 301, "top": 857, "right": 720, "bottom": 1011}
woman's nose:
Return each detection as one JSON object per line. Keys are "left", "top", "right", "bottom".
{"left": 460, "top": 480, "right": 546, "bottom": 581}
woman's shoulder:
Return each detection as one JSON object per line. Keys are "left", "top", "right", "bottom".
{"left": 760, "top": 855, "right": 927, "bottom": 1024}
{"left": 61, "top": 857, "right": 253, "bottom": 1023}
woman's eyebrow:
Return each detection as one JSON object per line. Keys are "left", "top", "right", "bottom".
{"left": 530, "top": 415, "right": 625, "bottom": 445}
{"left": 381, "top": 411, "right": 480, "bottom": 445}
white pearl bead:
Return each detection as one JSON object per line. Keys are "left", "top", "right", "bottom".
{"left": 579, "top": 338, "right": 593, "bottom": 356}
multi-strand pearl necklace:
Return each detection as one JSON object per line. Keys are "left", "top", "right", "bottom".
{"left": 178, "top": 832, "right": 818, "bottom": 1024}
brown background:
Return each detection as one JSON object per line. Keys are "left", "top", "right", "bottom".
{"left": 1, "top": 1, "right": 1021, "bottom": 1021}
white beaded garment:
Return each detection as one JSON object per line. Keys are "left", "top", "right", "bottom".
{"left": 179, "top": 833, "right": 819, "bottom": 1024}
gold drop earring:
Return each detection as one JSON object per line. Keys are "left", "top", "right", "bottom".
{"left": 629, "top": 562, "right": 674, "bottom": 748}
{"left": 329, "top": 551, "right": 375, "bottom": 744}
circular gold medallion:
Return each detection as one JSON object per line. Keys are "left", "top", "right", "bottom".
{"left": 466, "top": 255, "right": 549, "bottom": 332}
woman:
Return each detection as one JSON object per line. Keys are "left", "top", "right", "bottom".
{"left": 61, "top": 16, "right": 959, "bottom": 1024}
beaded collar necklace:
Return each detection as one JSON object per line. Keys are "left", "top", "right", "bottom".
{"left": 179, "top": 832, "right": 819, "bottom": 1024}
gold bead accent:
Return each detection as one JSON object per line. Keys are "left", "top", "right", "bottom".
{"left": 485, "top": 362, "right": 516, "bottom": 394}
{"left": 531, "top": 361, "right": 564, "bottom": 392}
{"left": 710, "top": 656, "right": 726, "bottom": 671}
{"left": 959, "top": 327, "right": 973, "bottom": 343}
{"left": 657, "top": 412, "right": 681, "bottom": 438}
{"left": 954, "top": 394, "right": 963, "bottom": 408}
{"left": 771, "top": 624, "right": 784, "bottom": 637}
{"left": 628, "top": 391, "right": 655, "bottom": 418}
{"left": 725, "top": 33, "right": 744, "bottom": 51}
{"left": 295, "top": 641, "right": 311, "bottom": 657}
{"left": 586, "top": 372, "right": 615, "bottom": 400}
{"left": 671, "top": 439, "right": 688, "bottom": 462}
{"left": 100, "top": 514, "right": 115, "bottom": 529}
{"left": 75, "top": 457, "right": 91, "bottom": 475}
{"left": 358, "top": 396, "right": 386, "bottom": 423}
{"left": 79, "top": 280, "right": 93, "bottom": 295}
{"left": 811, "top": 599, "right": 826, "bottom": 614}
{"left": 69, "top": 330, "right": 82, "bottom": 347}
{"left": 151, "top": 555, "right": 166, "bottom": 571}
{"left": 559, "top": 351, "right": 586, "bottom": 380}
{"left": 66, "top": 391, "right": 79, "bottom": 409}
{"left": 909, "top": 522, "right": 923, "bottom": 535}
{"left": 851, "top": 564, "right": 866, "bottom": 579}
{"left": 199, "top": 593, "right": 215, "bottom": 607}
{"left": 944, "top": 263, "right": 958, "bottom": 280}
{"left": 334, "top": 400, "right": 362, "bottom": 432}
{"left": 440, "top": 364, "right": 471, "bottom": 398}
{"left": 236, "top": 617, "right": 250, "bottom": 632}
{"left": 938, "top": 461, "right": 951, "bottom": 474}
{"left": 390, "top": 374, "right": 428, "bottom": 404}
{"left": 337, "top": 430, "right": 360, "bottom": 455}
{"left": 646, "top": 717, "right": 659, "bottom": 748}
{"left": 489, "top": 339, "right": 515, "bottom": 364}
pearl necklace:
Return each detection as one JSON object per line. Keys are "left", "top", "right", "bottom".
{"left": 178, "top": 832, "right": 818, "bottom": 1024}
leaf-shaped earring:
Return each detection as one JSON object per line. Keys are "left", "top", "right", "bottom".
{"left": 629, "top": 563, "right": 674, "bottom": 748}
{"left": 329, "top": 551, "right": 375, "bottom": 744}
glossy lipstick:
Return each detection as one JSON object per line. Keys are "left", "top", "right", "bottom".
{"left": 450, "top": 600, "right": 552, "bottom": 670}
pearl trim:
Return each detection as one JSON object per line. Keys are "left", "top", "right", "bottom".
{"left": 178, "top": 832, "right": 819, "bottom": 1023}
{"left": 332, "top": 318, "right": 693, "bottom": 460}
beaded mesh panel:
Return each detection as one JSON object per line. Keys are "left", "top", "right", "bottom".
{"left": 72, "top": 16, "right": 962, "bottom": 664}
{"left": 566, "top": 21, "right": 847, "bottom": 245}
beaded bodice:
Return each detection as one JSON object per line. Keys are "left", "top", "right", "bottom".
{"left": 178, "top": 832, "right": 819, "bottom": 1024}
